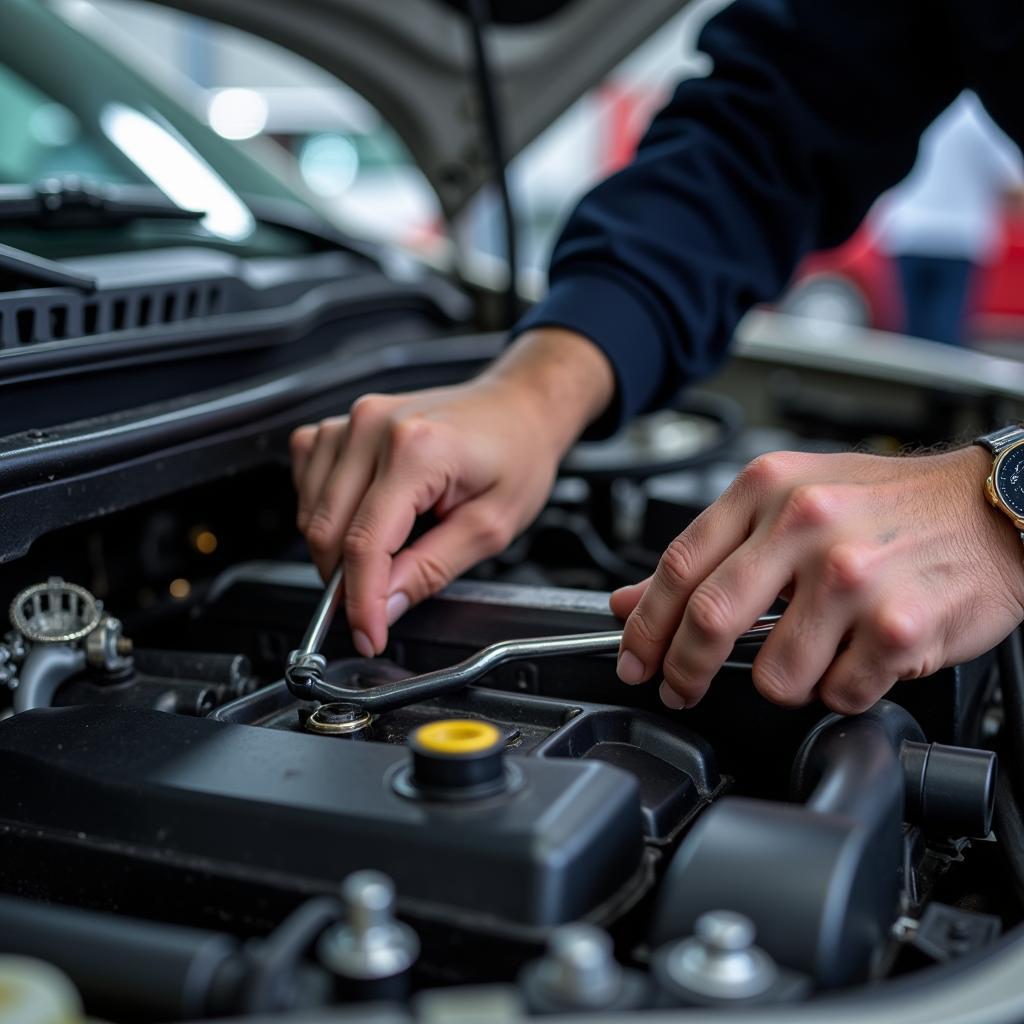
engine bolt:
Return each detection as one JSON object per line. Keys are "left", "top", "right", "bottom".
{"left": 540, "top": 924, "right": 623, "bottom": 1007}
{"left": 659, "top": 910, "right": 778, "bottom": 1000}
{"left": 317, "top": 870, "right": 419, "bottom": 1000}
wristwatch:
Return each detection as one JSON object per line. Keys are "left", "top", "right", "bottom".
{"left": 976, "top": 425, "right": 1024, "bottom": 535}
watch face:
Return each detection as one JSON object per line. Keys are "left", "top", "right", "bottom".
{"left": 995, "top": 442, "right": 1024, "bottom": 520}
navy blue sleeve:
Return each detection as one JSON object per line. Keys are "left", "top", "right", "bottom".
{"left": 515, "top": 0, "right": 962, "bottom": 434}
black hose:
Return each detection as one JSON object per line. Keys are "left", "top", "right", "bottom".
{"left": 995, "top": 770, "right": 1024, "bottom": 907}
{"left": 13, "top": 643, "right": 85, "bottom": 713}
{"left": 998, "top": 628, "right": 1024, "bottom": 794}
{"left": 996, "top": 629, "right": 1024, "bottom": 904}
{"left": 466, "top": 0, "right": 519, "bottom": 327}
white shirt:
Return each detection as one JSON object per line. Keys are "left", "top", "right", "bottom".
{"left": 875, "top": 92, "right": 1024, "bottom": 263}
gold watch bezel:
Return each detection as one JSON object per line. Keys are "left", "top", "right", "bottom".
{"left": 986, "top": 437, "right": 1024, "bottom": 531}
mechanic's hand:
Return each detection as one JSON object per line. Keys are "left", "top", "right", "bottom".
{"left": 290, "top": 329, "right": 614, "bottom": 658}
{"left": 610, "top": 447, "right": 1024, "bottom": 714}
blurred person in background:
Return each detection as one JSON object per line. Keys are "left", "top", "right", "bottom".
{"left": 876, "top": 91, "right": 1024, "bottom": 346}
{"left": 292, "top": 0, "right": 1024, "bottom": 720}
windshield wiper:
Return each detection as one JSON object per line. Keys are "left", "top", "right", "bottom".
{"left": 0, "top": 242, "right": 96, "bottom": 292}
{"left": 0, "top": 177, "right": 204, "bottom": 230}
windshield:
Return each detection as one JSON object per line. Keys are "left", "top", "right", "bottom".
{"left": 0, "top": 0, "right": 329, "bottom": 258}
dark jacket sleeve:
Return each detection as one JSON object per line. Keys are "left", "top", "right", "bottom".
{"left": 514, "top": 0, "right": 962, "bottom": 434}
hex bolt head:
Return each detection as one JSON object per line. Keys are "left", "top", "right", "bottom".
{"left": 539, "top": 924, "right": 622, "bottom": 1007}
{"left": 659, "top": 910, "right": 778, "bottom": 1001}
{"left": 318, "top": 870, "right": 420, "bottom": 985}
{"left": 695, "top": 911, "right": 756, "bottom": 952}
{"left": 343, "top": 870, "right": 395, "bottom": 937}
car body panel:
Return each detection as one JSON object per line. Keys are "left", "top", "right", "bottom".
{"left": 151, "top": 0, "right": 694, "bottom": 218}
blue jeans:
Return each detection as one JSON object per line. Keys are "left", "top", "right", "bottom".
{"left": 896, "top": 254, "right": 975, "bottom": 347}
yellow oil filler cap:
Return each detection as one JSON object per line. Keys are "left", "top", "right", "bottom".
{"left": 407, "top": 718, "right": 506, "bottom": 799}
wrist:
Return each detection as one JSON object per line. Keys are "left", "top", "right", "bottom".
{"left": 481, "top": 328, "right": 616, "bottom": 454}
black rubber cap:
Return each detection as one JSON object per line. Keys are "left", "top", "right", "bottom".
{"left": 901, "top": 741, "right": 996, "bottom": 838}
{"left": 407, "top": 719, "right": 506, "bottom": 798}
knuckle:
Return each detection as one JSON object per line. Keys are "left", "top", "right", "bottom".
{"left": 685, "top": 584, "right": 734, "bottom": 643}
{"left": 822, "top": 542, "right": 872, "bottom": 590}
{"left": 659, "top": 536, "right": 699, "bottom": 590}
{"left": 388, "top": 416, "right": 434, "bottom": 454}
{"left": 738, "top": 451, "right": 794, "bottom": 492}
{"left": 411, "top": 552, "right": 454, "bottom": 594}
{"left": 289, "top": 424, "right": 315, "bottom": 453}
{"left": 781, "top": 484, "right": 838, "bottom": 530}
{"left": 454, "top": 506, "right": 510, "bottom": 556}
{"left": 625, "top": 604, "right": 660, "bottom": 650}
{"left": 820, "top": 681, "right": 877, "bottom": 716}
{"left": 315, "top": 416, "right": 345, "bottom": 440}
{"left": 473, "top": 513, "right": 511, "bottom": 553}
{"left": 305, "top": 509, "right": 338, "bottom": 552}
{"left": 661, "top": 651, "right": 691, "bottom": 691}
{"left": 894, "top": 650, "right": 941, "bottom": 681}
{"left": 870, "top": 603, "right": 925, "bottom": 652}
{"left": 342, "top": 521, "right": 377, "bottom": 562}
{"left": 751, "top": 658, "right": 804, "bottom": 707}
{"left": 349, "top": 394, "right": 386, "bottom": 430}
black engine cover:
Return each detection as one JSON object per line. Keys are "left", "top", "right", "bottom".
{"left": 0, "top": 706, "right": 645, "bottom": 933}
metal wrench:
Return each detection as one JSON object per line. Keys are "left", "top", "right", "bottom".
{"left": 285, "top": 568, "right": 779, "bottom": 712}
{"left": 286, "top": 564, "right": 345, "bottom": 679}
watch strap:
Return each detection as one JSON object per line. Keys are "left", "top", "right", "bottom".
{"left": 975, "top": 425, "right": 1024, "bottom": 455}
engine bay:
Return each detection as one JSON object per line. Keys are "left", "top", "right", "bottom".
{"left": 0, "top": 398, "right": 1019, "bottom": 1023}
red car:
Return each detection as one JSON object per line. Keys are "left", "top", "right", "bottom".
{"left": 784, "top": 208, "right": 1024, "bottom": 343}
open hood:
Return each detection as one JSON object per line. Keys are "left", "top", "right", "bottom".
{"left": 147, "top": 0, "right": 693, "bottom": 218}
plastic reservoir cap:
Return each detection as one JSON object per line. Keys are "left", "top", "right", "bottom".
{"left": 413, "top": 719, "right": 501, "bottom": 756}
{"left": 407, "top": 719, "right": 507, "bottom": 798}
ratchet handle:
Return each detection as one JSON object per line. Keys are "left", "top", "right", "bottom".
{"left": 288, "top": 566, "right": 344, "bottom": 669}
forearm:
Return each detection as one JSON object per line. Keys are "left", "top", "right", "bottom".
{"left": 480, "top": 327, "right": 615, "bottom": 455}
{"left": 516, "top": 0, "right": 961, "bottom": 433}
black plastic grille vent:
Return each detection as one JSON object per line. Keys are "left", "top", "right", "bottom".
{"left": 0, "top": 281, "right": 230, "bottom": 349}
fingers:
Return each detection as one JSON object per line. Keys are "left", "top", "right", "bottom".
{"left": 816, "top": 601, "right": 934, "bottom": 715}
{"left": 749, "top": 597, "right": 848, "bottom": 709}
{"left": 340, "top": 430, "right": 455, "bottom": 653}
{"left": 616, "top": 499, "right": 753, "bottom": 687}
{"left": 341, "top": 485, "right": 423, "bottom": 656}
{"left": 656, "top": 543, "right": 793, "bottom": 708}
{"left": 748, "top": 542, "right": 878, "bottom": 707}
{"left": 387, "top": 499, "right": 513, "bottom": 612}
{"left": 294, "top": 417, "right": 348, "bottom": 535}
{"left": 294, "top": 398, "right": 399, "bottom": 581}
{"left": 609, "top": 578, "right": 649, "bottom": 621}
{"left": 289, "top": 425, "right": 317, "bottom": 492}
{"left": 815, "top": 640, "right": 897, "bottom": 716}
{"left": 614, "top": 454, "right": 801, "bottom": 688}
{"left": 304, "top": 449, "right": 378, "bottom": 580}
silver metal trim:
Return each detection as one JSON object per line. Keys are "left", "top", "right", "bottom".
{"left": 977, "top": 425, "right": 1024, "bottom": 455}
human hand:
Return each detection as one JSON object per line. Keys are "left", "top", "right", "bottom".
{"left": 290, "top": 329, "right": 614, "bottom": 657}
{"left": 610, "top": 447, "right": 1024, "bottom": 713}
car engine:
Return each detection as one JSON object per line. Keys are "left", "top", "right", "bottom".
{"left": 0, "top": 386, "right": 1019, "bottom": 1024}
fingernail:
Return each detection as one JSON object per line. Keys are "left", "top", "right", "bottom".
{"left": 352, "top": 630, "right": 375, "bottom": 659}
{"left": 617, "top": 649, "right": 645, "bottom": 684}
{"left": 659, "top": 681, "right": 687, "bottom": 710}
{"left": 386, "top": 591, "right": 410, "bottom": 626}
